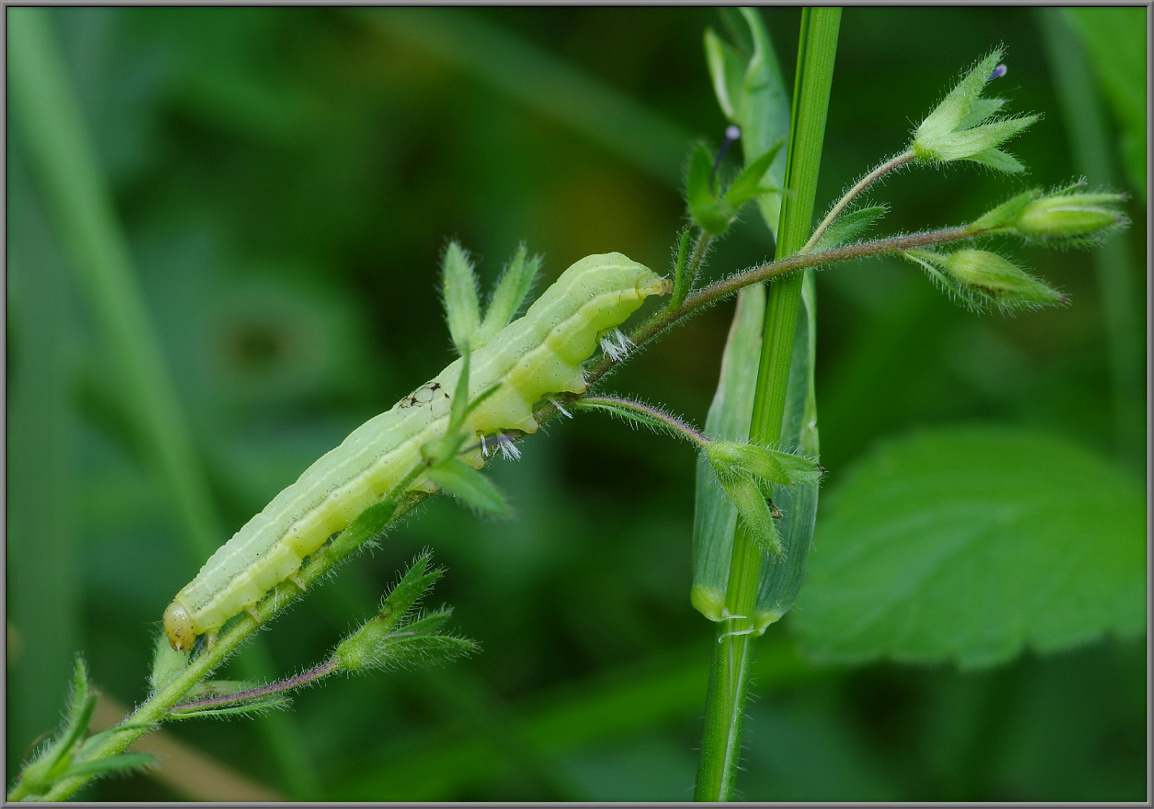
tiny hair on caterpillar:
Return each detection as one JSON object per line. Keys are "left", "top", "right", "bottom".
{"left": 163, "top": 252, "right": 669, "bottom": 652}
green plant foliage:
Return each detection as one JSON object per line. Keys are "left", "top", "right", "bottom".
{"left": 169, "top": 690, "right": 290, "bottom": 721}
{"left": 691, "top": 5, "right": 805, "bottom": 628}
{"left": 691, "top": 287, "right": 766, "bottom": 621}
{"left": 474, "top": 244, "right": 542, "bottom": 348}
{"left": 6, "top": 5, "right": 1145, "bottom": 802}
{"left": 335, "top": 551, "right": 479, "bottom": 673}
{"left": 441, "top": 242, "right": 482, "bottom": 354}
{"left": 911, "top": 49, "right": 1039, "bottom": 172}
{"left": 792, "top": 426, "right": 1146, "bottom": 667}
{"left": 903, "top": 248, "right": 1066, "bottom": 314}
{"left": 10, "top": 659, "right": 156, "bottom": 800}
{"left": 814, "top": 205, "right": 886, "bottom": 250}
{"left": 704, "top": 7, "right": 791, "bottom": 230}
{"left": 686, "top": 140, "right": 782, "bottom": 236}
{"left": 1063, "top": 8, "right": 1147, "bottom": 199}
{"left": 970, "top": 183, "right": 1127, "bottom": 244}
{"left": 426, "top": 457, "right": 511, "bottom": 517}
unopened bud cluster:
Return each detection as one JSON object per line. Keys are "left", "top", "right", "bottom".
{"left": 903, "top": 248, "right": 1065, "bottom": 313}
{"left": 971, "top": 183, "right": 1128, "bottom": 243}
{"left": 334, "top": 552, "right": 477, "bottom": 674}
{"left": 911, "top": 49, "right": 1038, "bottom": 172}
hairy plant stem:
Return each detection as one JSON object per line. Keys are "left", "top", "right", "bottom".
{"left": 803, "top": 150, "right": 916, "bottom": 251}
{"left": 171, "top": 660, "right": 341, "bottom": 714}
{"left": 575, "top": 395, "right": 711, "bottom": 447}
{"left": 686, "top": 233, "right": 714, "bottom": 291}
{"left": 580, "top": 224, "right": 975, "bottom": 392}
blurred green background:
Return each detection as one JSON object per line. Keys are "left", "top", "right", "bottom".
{"left": 7, "top": 7, "right": 1146, "bottom": 801}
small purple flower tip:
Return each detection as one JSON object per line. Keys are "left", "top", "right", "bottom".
{"left": 724, "top": 124, "right": 742, "bottom": 142}
{"left": 989, "top": 64, "right": 1007, "bottom": 80}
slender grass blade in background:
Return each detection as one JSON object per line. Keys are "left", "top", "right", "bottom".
{"left": 6, "top": 8, "right": 320, "bottom": 798}
{"left": 1038, "top": 9, "right": 1143, "bottom": 462}
{"left": 355, "top": 7, "right": 693, "bottom": 187}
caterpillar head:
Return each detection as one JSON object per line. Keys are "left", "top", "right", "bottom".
{"left": 164, "top": 599, "right": 196, "bottom": 652}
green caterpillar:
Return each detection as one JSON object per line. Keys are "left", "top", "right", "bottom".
{"left": 164, "top": 253, "right": 669, "bottom": 651}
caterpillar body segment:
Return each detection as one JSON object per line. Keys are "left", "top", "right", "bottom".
{"left": 164, "top": 253, "right": 668, "bottom": 651}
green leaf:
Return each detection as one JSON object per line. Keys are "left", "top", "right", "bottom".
{"left": 688, "top": 139, "right": 784, "bottom": 236}
{"left": 441, "top": 241, "right": 481, "bottom": 354}
{"left": 334, "top": 551, "right": 442, "bottom": 672}
{"left": 755, "top": 269, "right": 821, "bottom": 627}
{"left": 77, "top": 724, "right": 156, "bottom": 758}
{"left": 966, "top": 146, "right": 1025, "bottom": 174}
{"left": 792, "top": 426, "right": 1146, "bottom": 668}
{"left": 335, "top": 555, "right": 478, "bottom": 675}
{"left": 444, "top": 349, "right": 503, "bottom": 442}
{"left": 149, "top": 633, "right": 188, "bottom": 691}
{"left": 327, "top": 496, "right": 401, "bottom": 559}
{"left": 691, "top": 285, "right": 765, "bottom": 621}
{"left": 703, "top": 27, "right": 745, "bottom": 122}
{"left": 47, "top": 658, "right": 96, "bottom": 773}
{"left": 705, "top": 440, "right": 822, "bottom": 486}
{"left": 371, "top": 633, "right": 480, "bottom": 672}
{"left": 667, "top": 226, "right": 693, "bottom": 311}
{"left": 475, "top": 243, "right": 540, "bottom": 347}
{"left": 814, "top": 205, "right": 887, "bottom": 250}
{"left": 400, "top": 607, "right": 455, "bottom": 636}
{"left": 914, "top": 50, "right": 1003, "bottom": 145}
{"left": 425, "top": 349, "right": 505, "bottom": 466}
{"left": 721, "top": 140, "right": 783, "bottom": 208}
{"left": 691, "top": 7, "right": 819, "bottom": 631}
{"left": 446, "top": 348, "right": 475, "bottom": 439}
{"left": 427, "top": 457, "right": 510, "bottom": 516}
{"left": 378, "top": 549, "right": 442, "bottom": 629}
{"left": 717, "top": 474, "right": 783, "bottom": 556}
{"left": 169, "top": 694, "right": 291, "bottom": 721}
{"left": 705, "top": 8, "right": 791, "bottom": 234}
{"left": 57, "top": 752, "right": 155, "bottom": 780}
{"left": 686, "top": 143, "right": 732, "bottom": 235}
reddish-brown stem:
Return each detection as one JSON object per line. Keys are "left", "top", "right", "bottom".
{"left": 576, "top": 224, "right": 975, "bottom": 393}
{"left": 171, "top": 658, "right": 340, "bottom": 713}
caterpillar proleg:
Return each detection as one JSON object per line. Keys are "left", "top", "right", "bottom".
{"left": 164, "top": 253, "right": 669, "bottom": 651}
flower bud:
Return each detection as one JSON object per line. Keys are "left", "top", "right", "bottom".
{"left": 705, "top": 440, "right": 822, "bottom": 486}
{"left": 904, "top": 248, "right": 1066, "bottom": 313}
{"left": 1015, "top": 192, "right": 1127, "bottom": 240}
{"left": 911, "top": 50, "right": 1038, "bottom": 172}
{"left": 970, "top": 183, "right": 1128, "bottom": 242}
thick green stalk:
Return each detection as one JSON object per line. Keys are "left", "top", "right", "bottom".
{"left": 694, "top": 7, "right": 840, "bottom": 801}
